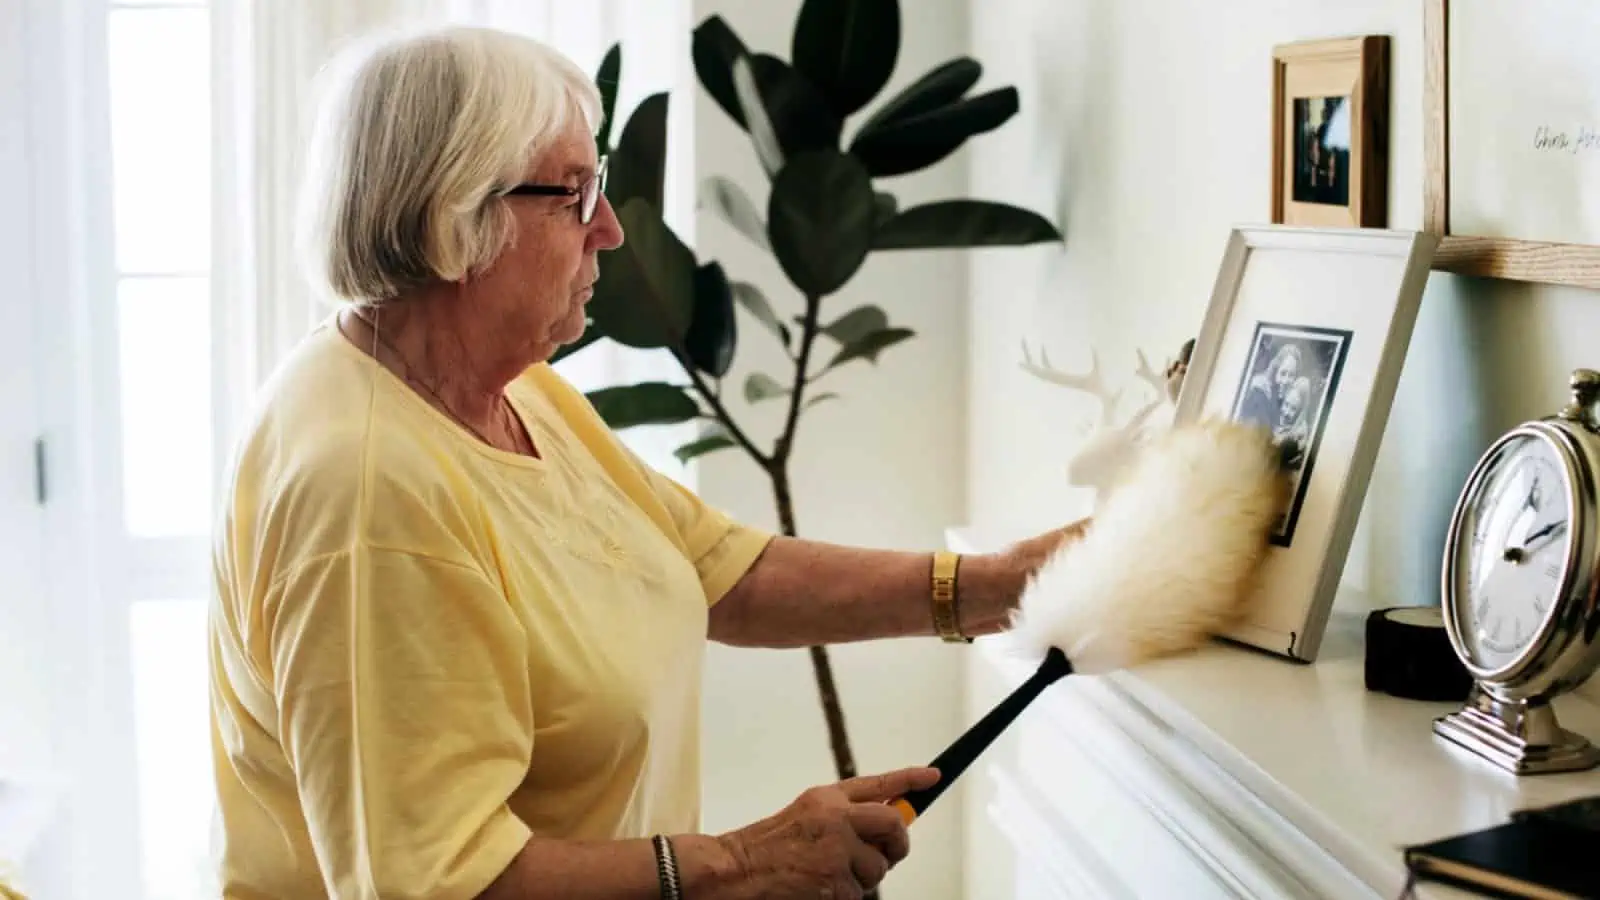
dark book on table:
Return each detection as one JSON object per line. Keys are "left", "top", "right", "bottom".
{"left": 1403, "top": 796, "right": 1600, "bottom": 900}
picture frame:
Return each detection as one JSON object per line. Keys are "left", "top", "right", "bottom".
{"left": 1174, "top": 225, "right": 1438, "bottom": 662}
{"left": 1270, "top": 36, "right": 1389, "bottom": 229}
{"left": 1423, "top": 0, "right": 1600, "bottom": 289}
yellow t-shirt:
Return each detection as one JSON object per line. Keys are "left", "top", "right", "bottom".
{"left": 208, "top": 321, "right": 772, "bottom": 900}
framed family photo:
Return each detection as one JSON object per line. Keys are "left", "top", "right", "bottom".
{"left": 1174, "top": 226, "right": 1438, "bottom": 662}
{"left": 1270, "top": 35, "right": 1389, "bottom": 229}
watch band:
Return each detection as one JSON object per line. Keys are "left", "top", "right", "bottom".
{"left": 931, "top": 551, "right": 971, "bottom": 643}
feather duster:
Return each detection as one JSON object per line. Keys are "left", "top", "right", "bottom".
{"left": 892, "top": 418, "right": 1289, "bottom": 825}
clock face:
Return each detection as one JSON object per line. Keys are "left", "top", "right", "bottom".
{"left": 1453, "top": 434, "right": 1573, "bottom": 674}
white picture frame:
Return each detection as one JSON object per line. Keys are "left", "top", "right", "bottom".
{"left": 1174, "top": 225, "right": 1439, "bottom": 662}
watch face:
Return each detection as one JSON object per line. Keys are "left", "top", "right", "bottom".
{"left": 1453, "top": 433, "right": 1573, "bottom": 674}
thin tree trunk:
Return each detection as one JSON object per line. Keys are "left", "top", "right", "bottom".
{"left": 770, "top": 464, "right": 858, "bottom": 781}
{"left": 771, "top": 463, "right": 879, "bottom": 900}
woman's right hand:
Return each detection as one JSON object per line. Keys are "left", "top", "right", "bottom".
{"left": 715, "top": 767, "right": 941, "bottom": 899}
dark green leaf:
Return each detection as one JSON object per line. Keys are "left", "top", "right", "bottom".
{"left": 549, "top": 320, "right": 601, "bottom": 365}
{"left": 730, "top": 280, "right": 790, "bottom": 348}
{"left": 735, "top": 54, "right": 844, "bottom": 172}
{"left": 804, "top": 391, "right": 841, "bottom": 410}
{"left": 745, "top": 372, "right": 789, "bottom": 403}
{"left": 874, "top": 200, "right": 1063, "bottom": 249}
{"left": 587, "top": 199, "right": 695, "bottom": 348}
{"left": 792, "top": 0, "right": 901, "bottom": 119}
{"left": 849, "top": 87, "right": 1018, "bottom": 177}
{"left": 854, "top": 57, "right": 981, "bottom": 139}
{"left": 594, "top": 43, "right": 622, "bottom": 155}
{"left": 768, "top": 150, "right": 877, "bottom": 296}
{"left": 693, "top": 15, "right": 750, "bottom": 128}
{"left": 686, "top": 262, "right": 737, "bottom": 377}
{"left": 675, "top": 433, "right": 738, "bottom": 463}
{"left": 700, "top": 176, "right": 770, "bottom": 251}
{"left": 873, "top": 192, "right": 898, "bottom": 229}
{"left": 587, "top": 382, "right": 700, "bottom": 430}
{"left": 606, "top": 92, "right": 669, "bottom": 211}
{"left": 825, "top": 326, "right": 915, "bottom": 371}
{"left": 821, "top": 305, "right": 888, "bottom": 345}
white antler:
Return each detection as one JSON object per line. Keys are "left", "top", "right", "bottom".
{"left": 1019, "top": 341, "right": 1124, "bottom": 425}
{"left": 1133, "top": 349, "right": 1168, "bottom": 399}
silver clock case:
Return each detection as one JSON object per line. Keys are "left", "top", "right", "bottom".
{"left": 1435, "top": 378, "right": 1600, "bottom": 775}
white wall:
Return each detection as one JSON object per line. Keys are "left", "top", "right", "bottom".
{"left": 964, "top": 0, "right": 1600, "bottom": 894}
{"left": 689, "top": 0, "right": 971, "bottom": 896}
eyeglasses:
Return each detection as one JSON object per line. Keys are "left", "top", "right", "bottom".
{"left": 504, "top": 155, "right": 609, "bottom": 224}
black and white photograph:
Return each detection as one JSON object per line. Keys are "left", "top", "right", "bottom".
{"left": 1229, "top": 321, "right": 1352, "bottom": 547}
{"left": 1292, "top": 95, "right": 1351, "bottom": 207}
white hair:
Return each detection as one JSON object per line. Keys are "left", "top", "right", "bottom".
{"left": 295, "top": 25, "right": 603, "bottom": 303}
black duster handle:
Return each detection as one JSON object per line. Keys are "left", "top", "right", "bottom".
{"left": 890, "top": 647, "right": 1073, "bottom": 824}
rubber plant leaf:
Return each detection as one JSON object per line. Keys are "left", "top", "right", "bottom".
{"left": 594, "top": 43, "right": 621, "bottom": 154}
{"left": 675, "top": 431, "right": 738, "bottom": 463}
{"left": 791, "top": 0, "right": 901, "bottom": 119}
{"left": 685, "top": 261, "right": 738, "bottom": 378}
{"left": 853, "top": 57, "right": 981, "bottom": 139}
{"left": 767, "top": 150, "right": 877, "bottom": 297}
{"left": 586, "top": 198, "right": 695, "bottom": 349}
{"left": 729, "top": 280, "right": 790, "bottom": 349}
{"left": 586, "top": 382, "right": 700, "bottom": 429}
{"left": 849, "top": 87, "right": 1018, "bottom": 177}
{"left": 606, "top": 92, "right": 669, "bottom": 211}
{"left": 874, "top": 200, "right": 1063, "bottom": 249}
{"left": 700, "top": 175, "right": 771, "bottom": 251}
{"left": 693, "top": 15, "right": 751, "bottom": 129}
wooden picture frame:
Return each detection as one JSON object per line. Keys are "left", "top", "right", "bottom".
{"left": 1174, "top": 225, "right": 1438, "bottom": 662}
{"left": 1271, "top": 36, "right": 1389, "bottom": 229}
{"left": 1424, "top": 0, "right": 1600, "bottom": 289}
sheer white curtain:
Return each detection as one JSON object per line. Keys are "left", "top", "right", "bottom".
{"left": 214, "top": 0, "right": 696, "bottom": 476}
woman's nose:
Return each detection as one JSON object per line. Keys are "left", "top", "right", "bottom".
{"left": 589, "top": 193, "right": 625, "bottom": 252}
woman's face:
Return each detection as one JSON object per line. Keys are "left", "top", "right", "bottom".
{"left": 1279, "top": 379, "right": 1307, "bottom": 425}
{"left": 474, "top": 122, "right": 625, "bottom": 362}
{"left": 1273, "top": 351, "right": 1299, "bottom": 396}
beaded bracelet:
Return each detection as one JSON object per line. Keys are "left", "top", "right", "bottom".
{"left": 651, "top": 834, "right": 683, "bottom": 900}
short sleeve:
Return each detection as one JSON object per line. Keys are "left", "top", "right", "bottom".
{"left": 526, "top": 364, "right": 773, "bottom": 606}
{"left": 266, "top": 545, "right": 533, "bottom": 900}
{"left": 639, "top": 464, "right": 774, "bottom": 606}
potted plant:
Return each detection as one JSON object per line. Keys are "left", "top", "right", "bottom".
{"left": 555, "top": 0, "right": 1063, "bottom": 792}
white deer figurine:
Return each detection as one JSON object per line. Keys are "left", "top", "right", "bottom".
{"left": 1020, "top": 339, "right": 1194, "bottom": 509}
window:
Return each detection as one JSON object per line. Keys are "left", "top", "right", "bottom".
{"left": 103, "top": 1, "right": 219, "bottom": 897}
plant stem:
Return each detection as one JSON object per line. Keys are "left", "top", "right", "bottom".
{"left": 773, "top": 295, "right": 822, "bottom": 467}
{"left": 673, "top": 295, "right": 862, "bottom": 791}
{"left": 670, "top": 347, "right": 768, "bottom": 466}
{"left": 767, "top": 294, "right": 859, "bottom": 784}
{"left": 769, "top": 464, "right": 858, "bottom": 781}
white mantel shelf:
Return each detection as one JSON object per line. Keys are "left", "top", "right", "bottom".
{"left": 948, "top": 526, "right": 1600, "bottom": 900}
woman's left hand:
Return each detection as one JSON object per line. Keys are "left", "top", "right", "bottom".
{"left": 1007, "top": 517, "right": 1092, "bottom": 576}
{"left": 958, "top": 518, "right": 1092, "bottom": 637}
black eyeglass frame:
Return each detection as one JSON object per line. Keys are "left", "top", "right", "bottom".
{"left": 504, "top": 155, "right": 609, "bottom": 224}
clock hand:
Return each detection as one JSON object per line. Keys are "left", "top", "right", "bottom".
{"left": 1503, "top": 519, "right": 1568, "bottom": 562}
{"left": 1523, "top": 519, "right": 1567, "bottom": 553}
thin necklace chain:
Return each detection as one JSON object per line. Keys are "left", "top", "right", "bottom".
{"left": 344, "top": 306, "right": 532, "bottom": 455}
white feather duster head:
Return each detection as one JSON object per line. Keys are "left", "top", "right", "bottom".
{"left": 1008, "top": 418, "right": 1290, "bottom": 674}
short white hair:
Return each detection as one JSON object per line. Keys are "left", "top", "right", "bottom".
{"left": 296, "top": 25, "right": 603, "bottom": 303}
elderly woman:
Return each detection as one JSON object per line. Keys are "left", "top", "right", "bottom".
{"left": 208, "top": 24, "right": 1080, "bottom": 900}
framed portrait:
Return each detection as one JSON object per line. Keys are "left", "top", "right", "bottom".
{"left": 1423, "top": 0, "right": 1600, "bottom": 289}
{"left": 1270, "top": 36, "right": 1389, "bottom": 229}
{"left": 1174, "top": 225, "right": 1438, "bottom": 662}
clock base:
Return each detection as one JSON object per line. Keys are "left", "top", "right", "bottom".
{"left": 1433, "top": 688, "right": 1600, "bottom": 775}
